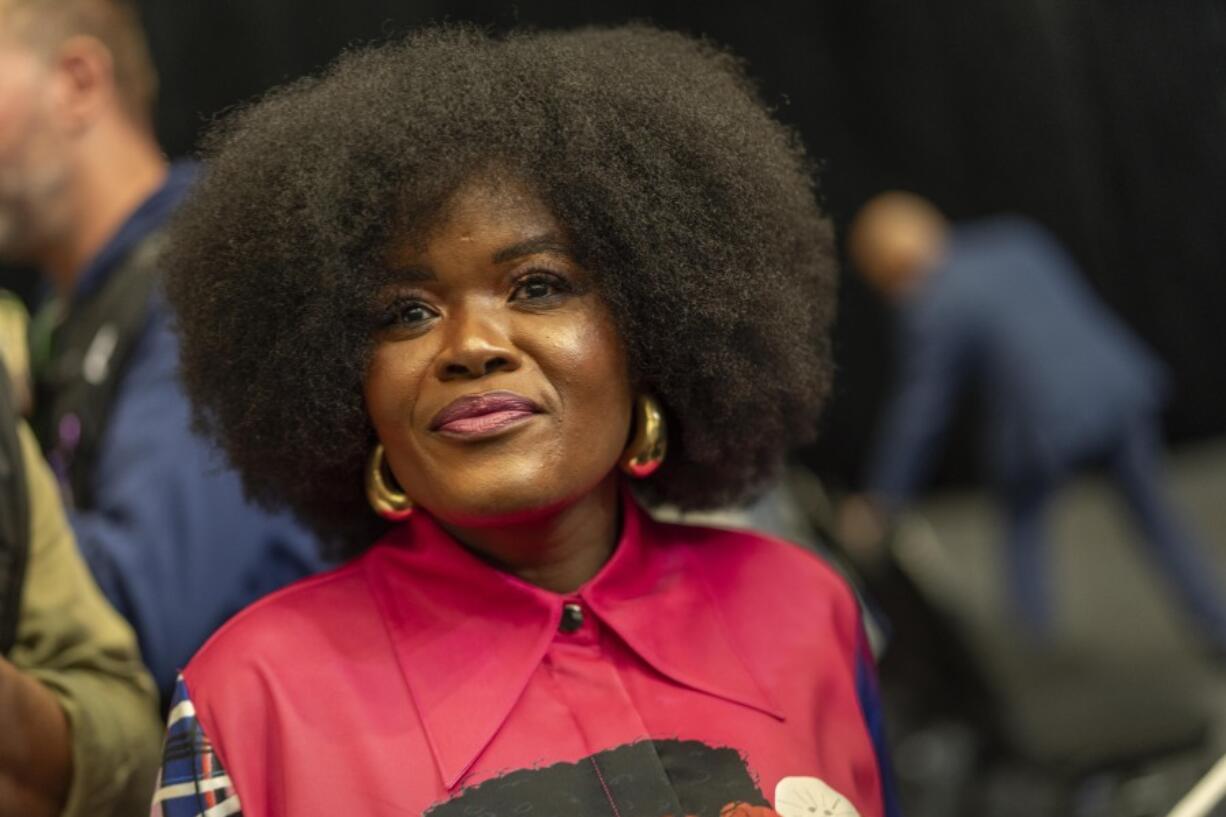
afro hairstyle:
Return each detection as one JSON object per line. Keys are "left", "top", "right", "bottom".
{"left": 165, "top": 24, "right": 837, "bottom": 557}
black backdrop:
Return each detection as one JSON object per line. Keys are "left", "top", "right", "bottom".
{"left": 13, "top": 0, "right": 1226, "bottom": 489}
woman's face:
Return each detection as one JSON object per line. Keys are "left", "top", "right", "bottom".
{"left": 364, "top": 179, "right": 633, "bottom": 526}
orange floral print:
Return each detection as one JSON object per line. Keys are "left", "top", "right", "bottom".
{"left": 719, "top": 802, "right": 784, "bottom": 817}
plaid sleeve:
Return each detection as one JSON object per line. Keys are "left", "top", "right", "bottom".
{"left": 150, "top": 675, "right": 243, "bottom": 817}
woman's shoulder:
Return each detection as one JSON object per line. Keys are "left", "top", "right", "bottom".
{"left": 649, "top": 516, "right": 859, "bottom": 618}
{"left": 645, "top": 517, "right": 866, "bottom": 666}
{"left": 183, "top": 551, "right": 385, "bottom": 686}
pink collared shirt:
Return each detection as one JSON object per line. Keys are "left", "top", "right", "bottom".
{"left": 154, "top": 491, "right": 899, "bottom": 817}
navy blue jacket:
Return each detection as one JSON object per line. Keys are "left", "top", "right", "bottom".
{"left": 868, "top": 216, "right": 1167, "bottom": 507}
{"left": 62, "top": 164, "right": 324, "bottom": 697}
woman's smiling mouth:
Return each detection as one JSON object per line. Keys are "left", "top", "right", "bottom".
{"left": 429, "top": 390, "right": 543, "bottom": 439}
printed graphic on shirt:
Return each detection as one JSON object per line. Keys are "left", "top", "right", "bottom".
{"left": 426, "top": 739, "right": 845, "bottom": 817}
{"left": 775, "top": 777, "right": 861, "bottom": 817}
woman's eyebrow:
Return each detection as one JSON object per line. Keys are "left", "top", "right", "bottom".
{"left": 383, "top": 265, "right": 437, "bottom": 283}
{"left": 492, "top": 233, "right": 570, "bottom": 264}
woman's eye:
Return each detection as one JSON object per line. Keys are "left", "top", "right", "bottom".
{"left": 381, "top": 300, "right": 437, "bottom": 329}
{"left": 511, "top": 273, "right": 568, "bottom": 302}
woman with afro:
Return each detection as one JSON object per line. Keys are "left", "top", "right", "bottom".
{"left": 151, "top": 24, "right": 900, "bottom": 817}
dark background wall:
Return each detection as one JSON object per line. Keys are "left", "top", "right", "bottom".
{"left": 10, "top": 0, "right": 1226, "bottom": 489}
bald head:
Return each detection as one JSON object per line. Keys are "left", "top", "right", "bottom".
{"left": 0, "top": 0, "right": 166, "bottom": 283}
{"left": 847, "top": 191, "right": 948, "bottom": 300}
{"left": 0, "top": 0, "right": 157, "bottom": 126}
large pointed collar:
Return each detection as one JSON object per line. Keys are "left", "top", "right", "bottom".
{"left": 362, "top": 487, "right": 783, "bottom": 791}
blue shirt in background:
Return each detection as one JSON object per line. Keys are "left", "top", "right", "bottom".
{"left": 63, "top": 162, "right": 325, "bottom": 699}
{"left": 868, "top": 216, "right": 1167, "bottom": 508}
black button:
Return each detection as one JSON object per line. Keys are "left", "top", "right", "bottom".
{"left": 559, "top": 602, "right": 584, "bottom": 633}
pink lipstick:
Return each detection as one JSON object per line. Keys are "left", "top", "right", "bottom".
{"left": 430, "top": 391, "right": 542, "bottom": 439}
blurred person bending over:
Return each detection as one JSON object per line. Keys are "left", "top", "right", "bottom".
{"left": 845, "top": 191, "right": 1226, "bottom": 651}
{"left": 0, "top": 338, "right": 161, "bottom": 817}
{"left": 0, "top": 0, "right": 323, "bottom": 702}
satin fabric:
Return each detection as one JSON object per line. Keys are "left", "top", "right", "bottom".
{"left": 182, "top": 490, "right": 892, "bottom": 817}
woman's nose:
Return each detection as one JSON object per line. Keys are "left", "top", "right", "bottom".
{"left": 434, "top": 308, "right": 522, "bottom": 381}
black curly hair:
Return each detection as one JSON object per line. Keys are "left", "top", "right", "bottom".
{"left": 166, "top": 24, "right": 836, "bottom": 557}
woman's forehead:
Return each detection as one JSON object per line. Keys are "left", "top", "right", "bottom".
{"left": 392, "top": 176, "right": 569, "bottom": 264}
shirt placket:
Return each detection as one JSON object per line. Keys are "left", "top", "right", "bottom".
{"left": 544, "top": 597, "right": 686, "bottom": 817}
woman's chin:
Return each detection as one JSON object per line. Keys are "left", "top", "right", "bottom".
{"left": 420, "top": 470, "right": 617, "bottom": 529}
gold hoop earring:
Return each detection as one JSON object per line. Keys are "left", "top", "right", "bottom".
{"left": 366, "top": 443, "right": 414, "bottom": 521}
{"left": 620, "top": 395, "right": 666, "bottom": 478}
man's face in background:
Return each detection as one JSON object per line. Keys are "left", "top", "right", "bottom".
{"left": 0, "top": 19, "right": 73, "bottom": 264}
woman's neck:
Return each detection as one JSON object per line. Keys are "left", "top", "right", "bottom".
{"left": 438, "top": 474, "right": 622, "bottom": 594}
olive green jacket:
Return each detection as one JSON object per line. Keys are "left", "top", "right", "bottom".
{"left": 8, "top": 422, "right": 162, "bottom": 817}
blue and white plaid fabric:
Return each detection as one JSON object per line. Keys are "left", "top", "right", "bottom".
{"left": 150, "top": 675, "right": 243, "bottom": 817}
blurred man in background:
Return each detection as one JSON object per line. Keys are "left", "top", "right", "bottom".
{"left": 0, "top": 303, "right": 160, "bottom": 817}
{"left": 0, "top": 0, "right": 323, "bottom": 702}
{"left": 844, "top": 191, "right": 1226, "bottom": 652}
{"left": 0, "top": 290, "right": 29, "bottom": 411}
